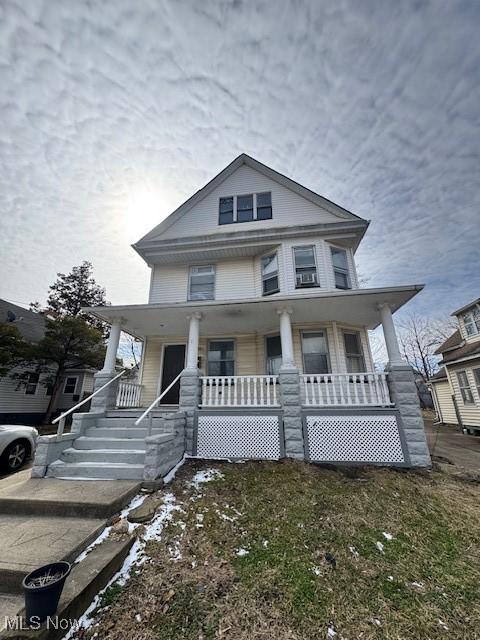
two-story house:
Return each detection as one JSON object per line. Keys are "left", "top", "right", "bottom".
{"left": 32, "top": 155, "right": 431, "bottom": 480}
{"left": 430, "top": 298, "right": 480, "bottom": 432}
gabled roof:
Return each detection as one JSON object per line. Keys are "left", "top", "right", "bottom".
{"left": 441, "top": 340, "right": 480, "bottom": 364}
{"left": 0, "top": 299, "right": 45, "bottom": 343}
{"left": 430, "top": 367, "right": 448, "bottom": 382}
{"left": 434, "top": 330, "right": 462, "bottom": 355}
{"left": 452, "top": 297, "right": 480, "bottom": 316}
{"left": 135, "top": 153, "right": 368, "bottom": 245}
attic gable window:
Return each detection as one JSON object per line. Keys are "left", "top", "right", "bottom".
{"left": 463, "top": 309, "right": 480, "bottom": 337}
{"left": 218, "top": 192, "right": 272, "bottom": 225}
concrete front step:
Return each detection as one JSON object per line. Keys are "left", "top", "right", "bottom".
{"left": 105, "top": 407, "right": 177, "bottom": 418}
{"left": 62, "top": 447, "right": 146, "bottom": 465}
{"left": 85, "top": 426, "right": 153, "bottom": 438}
{"left": 47, "top": 460, "right": 145, "bottom": 480}
{"left": 74, "top": 436, "right": 146, "bottom": 451}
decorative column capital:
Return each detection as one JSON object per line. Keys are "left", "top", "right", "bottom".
{"left": 187, "top": 312, "right": 203, "bottom": 321}
{"left": 276, "top": 307, "right": 293, "bottom": 316}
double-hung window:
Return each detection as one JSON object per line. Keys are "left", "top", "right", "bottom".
{"left": 261, "top": 253, "right": 279, "bottom": 296}
{"left": 64, "top": 376, "right": 78, "bottom": 394}
{"left": 457, "top": 370, "right": 474, "bottom": 404}
{"left": 343, "top": 332, "right": 366, "bottom": 373}
{"left": 302, "top": 332, "right": 330, "bottom": 374}
{"left": 189, "top": 266, "right": 215, "bottom": 301}
{"left": 473, "top": 369, "right": 480, "bottom": 401}
{"left": 331, "top": 247, "right": 351, "bottom": 290}
{"left": 237, "top": 195, "right": 254, "bottom": 222}
{"left": 219, "top": 197, "right": 234, "bottom": 225}
{"left": 463, "top": 310, "right": 480, "bottom": 337}
{"left": 266, "top": 335, "right": 282, "bottom": 375}
{"left": 294, "top": 246, "right": 318, "bottom": 288}
{"left": 25, "top": 372, "right": 39, "bottom": 395}
{"left": 207, "top": 340, "right": 235, "bottom": 376}
{"left": 256, "top": 192, "right": 272, "bottom": 220}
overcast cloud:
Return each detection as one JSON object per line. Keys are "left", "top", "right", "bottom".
{"left": 0, "top": 0, "right": 479, "bottom": 320}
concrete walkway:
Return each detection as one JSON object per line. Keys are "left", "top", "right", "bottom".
{"left": 425, "top": 417, "right": 480, "bottom": 471}
{"left": 0, "top": 474, "right": 140, "bottom": 629}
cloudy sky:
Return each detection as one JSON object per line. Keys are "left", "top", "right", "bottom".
{"left": 1, "top": 0, "right": 479, "bottom": 321}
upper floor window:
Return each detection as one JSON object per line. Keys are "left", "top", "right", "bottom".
{"left": 63, "top": 376, "right": 78, "bottom": 394}
{"left": 219, "top": 197, "right": 234, "bottom": 225}
{"left": 457, "top": 370, "right": 474, "bottom": 404}
{"left": 294, "top": 246, "right": 318, "bottom": 288}
{"left": 261, "top": 253, "right": 279, "bottom": 296}
{"left": 256, "top": 192, "right": 272, "bottom": 220}
{"left": 208, "top": 340, "right": 235, "bottom": 376}
{"left": 25, "top": 372, "right": 39, "bottom": 395}
{"left": 463, "top": 309, "right": 480, "bottom": 337}
{"left": 189, "top": 265, "right": 215, "bottom": 301}
{"left": 331, "top": 247, "right": 351, "bottom": 290}
{"left": 219, "top": 192, "right": 272, "bottom": 225}
{"left": 474, "top": 369, "right": 480, "bottom": 400}
{"left": 343, "top": 331, "right": 365, "bottom": 373}
{"left": 302, "top": 331, "right": 330, "bottom": 374}
{"left": 237, "top": 195, "right": 254, "bottom": 222}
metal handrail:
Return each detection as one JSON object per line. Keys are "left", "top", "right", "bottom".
{"left": 52, "top": 369, "right": 126, "bottom": 436}
{"left": 135, "top": 372, "right": 182, "bottom": 427}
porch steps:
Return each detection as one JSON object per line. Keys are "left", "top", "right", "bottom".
{"left": 85, "top": 426, "right": 151, "bottom": 438}
{"left": 62, "top": 447, "right": 146, "bottom": 465}
{"left": 47, "top": 460, "right": 145, "bottom": 480}
{"left": 73, "top": 436, "right": 146, "bottom": 451}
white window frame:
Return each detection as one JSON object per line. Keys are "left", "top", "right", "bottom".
{"left": 463, "top": 310, "right": 480, "bottom": 337}
{"left": 301, "top": 330, "right": 331, "bottom": 374}
{"left": 218, "top": 191, "right": 272, "bottom": 225}
{"left": 24, "top": 372, "right": 39, "bottom": 396}
{"left": 293, "top": 245, "right": 319, "bottom": 288}
{"left": 457, "top": 370, "right": 474, "bottom": 404}
{"left": 330, "top": 245, "right": 351, "bottom": 290}
{"left": 342, "top": 331, "right": 366, "bottom": 373}
{"left": 236, "top": 193, "right": 255, "bottom": 223}
{"left": 207, "top": 339, "right": 236, "bottom": 377}
{"left": 473, "top": 368, "right": 480, "bottom": 402}
{"left": 261, "top": 252, "right": 280, "bottom": 296}
{"left": 63, "top": 376, "right": 78, "bottom": 394}
{"left": 188, "top": 265, "right": 216, "bottom": 301}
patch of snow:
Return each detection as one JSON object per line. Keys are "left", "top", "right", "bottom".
{"left": 438, "top": 619, "right": 449, "bottom": 630}
{"left": 387, "top": 575, "right": 394, "bottom": 581}
{"left": 216, "top": 509, "right": 236, "bottom": 522}
{"left": 163, "top": 456, "right": 186, "bottom": 483}
{"left": 312, "top": 566, "right": 322, "bottom": 576}
{"left": 235, "top": 548, "right": 249, "bottom": 557}
{"left": 348, "top": 546, "right": 359, "bottom": 558}
{"left": 327, "top": 627, "right": 337, "bottom": 638}
{"left": 262, "top": 540, "right": 269, "bottom": 548}
{"left": 373, "top": 618, "right": 381, "bottom": 626}
{"left": 382, "top": 532, "right": 394, "bottom": 541}
{"left": 135, "top": 614, "right": 142, "bottom": 623}
{"left": 375, "top": 541, "right": 384, "bottom": 553}
{"left": 410, "top": 581, "right": 425, "bottom": 590}
{"left": 189, "top": 468, "right": 224, "bottom": 489}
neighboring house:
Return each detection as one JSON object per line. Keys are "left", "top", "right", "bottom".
{"left": 429, "top": 298, "right": 480, "bottom": 433}
{"left": 0, "top": 300, "right": 96, "bottom": 425}
{"left": 413, "top": 371, "right": 434, "bottom": 409}
{"left": 33, "top": 154, "right": 431, "bottom": 480}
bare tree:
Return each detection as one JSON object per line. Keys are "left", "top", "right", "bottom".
{"left": 397, "top": 314, "right": 453, "bottom": 381}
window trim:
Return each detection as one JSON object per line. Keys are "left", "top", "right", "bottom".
{"left": 463, "top": 310, "right": 480, "bottom": 337}
{"left": 293, "top": 245, "right": 319, "bottom": 288}
{"left": 218, "top": 191, "right": 272, "bottom": 225}
{"left": 342, "top": 330, "right": 366, "bottom": 373}
{"left": 236, "top": 193, "right": 254, "bottom": 223}
{"left": 261, "top": 252, "right": 280, "bottom": 296}
{"left": 330, "top": 245, "right": 351, "bottom": 290}
{"left": 207, "top": 339, "right": 236, "bottom": 377}
{"left": 24, "top": 372, "right": 40, "bottom": 396}
{"left": 218, "top": 196, "right": 235, "bottom": 225}
{"left": 63, "top": 376, "right": 78, "bottom": 395}
{"left": 456, "top": 370, "right": 474, "bottom": 404}
{"left": 256, "top": 191, "right": 272, "bottom": 220}
{"left": 188, "top": 264, "right": 216, "bottom": 301}
{"left": 301, "top": 330, "right": 331, "bottom": 375}
{"left": 473, "top": 368, "right": 480, "bottom": 402}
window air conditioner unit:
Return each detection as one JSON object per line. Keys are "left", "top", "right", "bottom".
{"left": 296, "top": 272, "right": 317, "bottom": 287}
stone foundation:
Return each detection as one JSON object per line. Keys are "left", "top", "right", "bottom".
{"left": 278, "top": 367, "right": 304, "bottom": 459}
{"left": 179, "top": 369, "right": 201, "bottom": 454}
{"left": 90, "top": 371, "right": 120, "bottom": 411}
{"left": 143, "top": 411, "right": 186, "bottom": 480}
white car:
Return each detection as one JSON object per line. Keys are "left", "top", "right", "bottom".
{"left": 0, "top": 425, "right": 38, "bottom": 473}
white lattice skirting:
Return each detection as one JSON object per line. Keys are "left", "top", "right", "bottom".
{"left": 305, "top": 414, "right": 405, "bottom": 463}
{"left": 196, "top": 415, "right": 282, "bottom": 459}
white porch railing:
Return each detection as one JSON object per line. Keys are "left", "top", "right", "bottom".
{"left": 116, "top": 381, "right": 143, "bottom": 408}
{"left": 200, "top": 375, "right": 280, "bottom": 407}
{"left": 300, "top": 372, "right": 392, "bottom": 407}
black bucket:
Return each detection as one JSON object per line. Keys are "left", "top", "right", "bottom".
{"left": 22, "top": 561, "right": 71, "bottom": 625}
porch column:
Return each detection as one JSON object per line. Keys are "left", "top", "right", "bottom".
{"left": 102, "top": 319, "right": 122, "bottom": 373}
{"left": 180, "top": 312, "right": 202, "bottom": 454}
{"left": 91, "top": 318, "right": 123, "bottom": 411}
{"left": 186, "top": 312, "right": 202, "bottom": 370}
{"left": 276, "top": 308, "right": 304, "bottom": 459}
{"left": 379, "top": 304, "right": 403, "bottom": 366}
{"left": 278, "top": 308, "right": 295, "bottom": 369}
{"left": 378, "top": 304, "right": 431, "bottom": 468}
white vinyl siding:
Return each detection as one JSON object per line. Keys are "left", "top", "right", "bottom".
{"left": 445, "top": 361, "right": 480, "bottom": 427}
{"left": 155, "top": 164, "right": 345, "bottom": 240}
{"left": 431, "top": 380, "right": 458, "bottom": 425}
{"left": 149, "top": 265, "right": 190, "bottom": 304}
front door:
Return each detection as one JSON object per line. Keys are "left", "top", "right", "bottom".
{"left": 160, "top": 344, "right": 186, "bottom": 404}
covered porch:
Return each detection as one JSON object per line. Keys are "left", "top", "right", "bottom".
{"left": 87, "top": 285, "right": 420, "bottom": 412}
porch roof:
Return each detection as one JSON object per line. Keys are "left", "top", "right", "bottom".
{"left": 84, "top": 285, "right": 423, "bottom": 338}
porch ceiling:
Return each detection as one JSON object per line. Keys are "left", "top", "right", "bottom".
{"left": 84, "top": 285, "right": 423, "bottom": 338}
